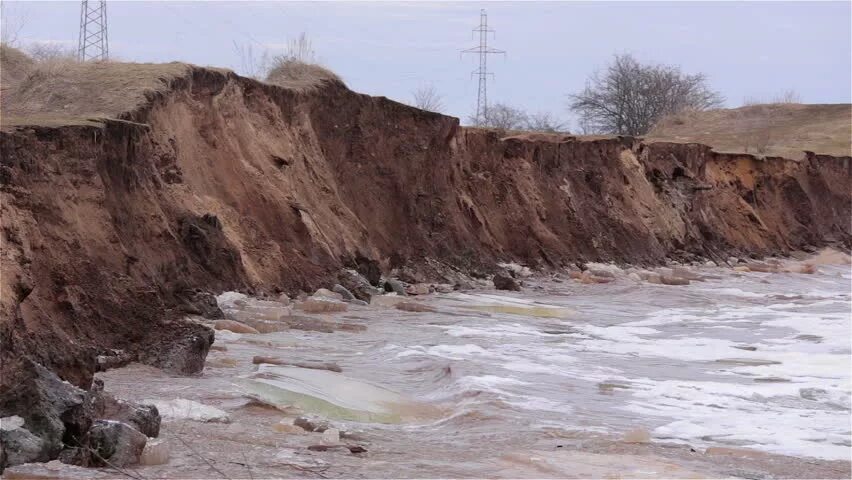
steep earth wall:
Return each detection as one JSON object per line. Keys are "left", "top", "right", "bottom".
{"left": 2, "top": 67, "right": 850, "bottom": 392}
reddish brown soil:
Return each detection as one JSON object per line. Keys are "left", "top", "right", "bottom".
{"left": 1, "top": 67, "right": 850, "bottom": 392}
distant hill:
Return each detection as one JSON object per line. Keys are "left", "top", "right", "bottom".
{"left": 648, "top": 103, "right": 851, "bottom": 159}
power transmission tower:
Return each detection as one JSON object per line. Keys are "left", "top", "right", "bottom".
{"left": 77, "top": 0, "right": 109, "bottom": 61}
{"left": 462, "top": 9, "right": 505, "bottom": 125}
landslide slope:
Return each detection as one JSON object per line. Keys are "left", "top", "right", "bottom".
{"left": 1, "top": 56, "right": 850, "bottom": 391}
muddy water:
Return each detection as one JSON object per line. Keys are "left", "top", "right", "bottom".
{"left": 86, "top": 261, "right": 851, "bottom": 478}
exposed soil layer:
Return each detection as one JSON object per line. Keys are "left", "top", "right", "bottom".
{"left": 1, "top": 66, "right": 850, "bottom": 450}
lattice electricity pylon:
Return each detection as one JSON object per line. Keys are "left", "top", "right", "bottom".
{"left": 77, "top": 0, "right": 109, "bottom": 62}
{"left": 461, "top": 9, "right": 505, "bottom": 125}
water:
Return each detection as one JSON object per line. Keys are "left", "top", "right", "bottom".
{"left": 85, "top": 259, "right": 851, "bottom": 478}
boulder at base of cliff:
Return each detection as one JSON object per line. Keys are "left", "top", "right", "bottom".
{"left": 337, "top": 270, "right": 383, "bottom": 301}
{"left": 177, "top": 290, "right": 225, "bottom": 319}
{"left": 493, "top": 273, "right": 521, "bottom": 291}
{"left": 134, "top": 320, "right": 215, "bottom": 375}
{"left": 77, "top": 420, "right": 147, "bottom": 467}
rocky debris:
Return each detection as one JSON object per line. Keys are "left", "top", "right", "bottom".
{"left": 213, "top": 319, "right": 260, "bottom": 334}
{"left": 216, "top": 291, "right": 250, "bottom": 310}
{"left": 660, "top": 275, "right": 690, "bottom": 286}
{"left": 275, "top": 315, "right": 366, "bottom": 333}
{"left": 238, "top": 319, "right": 288, "bottom": 334}
{"left": 434, "top": 284, "right": 454, "bottom": 293}
{"left": 384, "top": 279, "right": 408, "bottom": 296}
{"left": 321, "top": 428, "right": 340, "bottom": 444}
{"left": 338, "top": 269, "right": 383, "bottom": 301}
{"left": 294, "top": 416, "right": 330, "bottom": 433}
{"left": 143, "top": 399, "right": 229, "bottom": 423}
{"left": 493, "top": 273, "right": 521, "bottom": 291}
{"left": 135, "top": 320, "right": 214, "bottom": 376}
{"left": 178, "top": 290, "right": 224, "bottom": 319}
{"left": 395, "top": 301, "right": 437, "bottom": 313}
{"left": 498, "top": 262, "right": 533, "bottom": 277}
{"left": 622, "top": 428, "right": 651, "bottom": 444}
{"left": 76, "top": 420, "right": 147, "bottom": 467}
{"left": 670, "top": 267, "right": 704, "bottom": 281}
{"left": 347, "top": 299, "right": 368, "bottom": 306}
{"left": 733, "top": 265, "right": 751, "bottom": 272}
{"left": 139, "top": 438, "right": 169, "bottom": 466}
{"left": 252, "top": 356, "right": 342, "bottom": 373}
{"left": 0, "top": 358, "right": 91, "bottom": 470}
{"left": 369, "top": 294, "right": 407, "bottom": 308}
{"left": 298, "top": 298, "right": 348, "bottom": 314}
{"left": 277, "top": 293, "right": 291, "bottom": 306}
{"left": 332, "top": 284, "right": 355, "bottom": 301}
{"left": 95, "top": 350, "right": 133, "bottom": 372}
{"left": 405, "top": 283, "right": 431, "bottom": 296}
{"left": 570, "top": 271, "right": 613, "bottom": 284}
{"left": 272, "top": 421, "right": 305, "bottom": 434}
{"left": 313, "top": 288, "right": 344, "bottom": 301}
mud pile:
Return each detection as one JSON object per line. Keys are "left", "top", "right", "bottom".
{"left": 1, "top": 63, "right": 850, "bottom": 467}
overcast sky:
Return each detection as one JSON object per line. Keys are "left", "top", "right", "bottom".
{"left": 4, "top": 1, "right": 851, "bottom": 127}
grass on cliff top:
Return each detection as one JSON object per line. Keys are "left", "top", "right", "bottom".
{"left": 1, "top": 45, "right": 192, "bottom": 128}
{"left": 0, "top": 46, "right": 343, "bottom": 128}
{"left": 647, "top": 103, "right": 852, "bottom": 158}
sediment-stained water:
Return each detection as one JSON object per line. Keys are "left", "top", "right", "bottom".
{"left": 55, "top": 258, "right": 850, "bottom": 479}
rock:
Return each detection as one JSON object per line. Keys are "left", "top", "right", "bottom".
{"left": 405, "top": 283, "right": 431, "bottom": 296}
{"left": 588, "top": 269, "right": 615, "bottom": 278}
{"left": 143, "top": 399, "right": 229, "bottom": 423}
{"left": 645, "top": 273, "right": 663, "bottom": 284}
{"left": 660, "top": 275, "right": 689, "bottom": 286}
{"left": 213, "top": 319, "right": 260, "bottom": 334}
{"left": 298, "top": 298, "right": 348, "bottom": 314}
{"left": 493, "top": 273, "right": 521, "bottom": 291}
{"left": 580, "top": 273, "right": 614, "bottom": 284}
{"left": 135, "top": 320, "right": 214, "bottom": 376}
{"left": 89, "top": 391, "right": 161, "bottom": 438}
{"left": 216, "top": 291, "right": 249, "bottom": 309}
{"left": 623, "top": 428, "right": 651, "bottom": 444}
{"left": 799, "top": 388, "right": 829, "bottom": 402}
{"left": 670, "top": 267, "right": 703, "bottom": 281}
{"left": 207, "top": 357, "right": 238, "bottom": 368}
{"left": 337, "top": 269, "right": 382, "bottom": 301}
{"left": 252, "top": 356, "right": 342, "bottom": 373}
{"left": 627, "top": 272, "right": 641, "bottom": 282}
{"left": 321, "top": 428, "right": 340, "bottom": 445}
{"left": 293, "top": 416, "right": 329, "bottom": 433}
{"left": 369, "top": 294, "right": 407, "bottom": 308}
{"left": 95, "top": 350, "right": 133, "bottom": 372}
{"left": 178, "top": 290, "right": 225, "bottom": 319}
{"left": 0, "top": 424, "right": 46, "bottom": 468}
{"left": 313, "top": 288, "right": 344, "bottom": 301}
{"left": 347, "top": 299, "right": 368, "bottom": 306}
{"left": 347, "top": 445, "right": 368, "bottom": 454}
{"left": 384, "top": 279, "right": 408, "bottom": 296}
{"left": 81, "top": 420, "right": 147, "bottom": 467}
{"left": 704, "top": 260, "right": 717, "bottom": 267}
{"left": 727, "top": 257, "right": 739, "bottom": 265}
{"left": 747, "top": 262, "right": 778, "bottom": 273}
{"left": 277, "top": 293, "right": 291, "bottom": 306}
{"left": 332, "top": 284, "right": 355, "bottom": 301}
{"left": 434, "top": 283, "right": 454, "bottom": 293}
{"left": 395, "top": 301, "right": 437, "bottom": 313}
{"left": 139, "top": 438, "right": 169, "bottom": 466}
{"left": 733, "top": 265, "right": 751, "bottom": 272}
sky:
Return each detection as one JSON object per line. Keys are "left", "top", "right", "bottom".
{"left": 3, "top": 1, "right": 851, "bottom": 127}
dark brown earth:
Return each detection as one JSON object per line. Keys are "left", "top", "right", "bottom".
{"left": 1, "top": 59, "right": 850, "bottom": 468}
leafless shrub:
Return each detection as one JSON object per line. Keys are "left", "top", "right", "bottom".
{"left": 771, "top": 89, "right": 801, "bottom": 104}
{"left": 412, "top": 84, "right": 444, "bottom": 112}
{"left": 569, "top": 53, "right": 724, "bottom": 136}
{"left": 233, "top": 41, "right": 271, "bottom": 80}
{"left": 524, "top": 111, "right": 568, "bottom": 133}
{"left": 469, "top": 103, "right": 528, "bottom": 130}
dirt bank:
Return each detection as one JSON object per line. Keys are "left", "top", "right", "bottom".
{"left": 1, "top": 63, "right": 850, "bottom": 467}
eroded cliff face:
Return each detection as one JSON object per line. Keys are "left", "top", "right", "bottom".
{"left": 1, "top": 67, "right": 850, "bottom": 390}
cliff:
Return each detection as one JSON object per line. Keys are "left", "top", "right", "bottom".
{"left": 1, "top": 62, "right": 850, "bottom": 394}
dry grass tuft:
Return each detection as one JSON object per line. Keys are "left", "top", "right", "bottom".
{"left": 649, "top": 103, "right": 851, "bottom": 158}
{"left": 265, "top": 58, "right": 342, "bottom": 91}
{"left": 0, "top": 43, "right": 34, "bottom": 87}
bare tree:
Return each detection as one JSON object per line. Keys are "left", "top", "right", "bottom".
{"left": 524, "top": 112, "right": 568, "bottom": 133}
{"left": 771, "top": 89, "right": 801, "bottom": 104}
{"left": 233, "top": 41, "right": 270, "bottom": 79}
{"left": 1, "top": 3, "right": 27, "bottom": 46}
{"left": 25, "top": 42, "right": 76, "bottom": 62}
{"left": 412, "top": 85, "right": 444, "bottom": 112}
{"left": 569, "top": 53, "right": 724, "bottom": 136}
{"left": 470, "top": 103, "right": 528, "bottom": 130}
